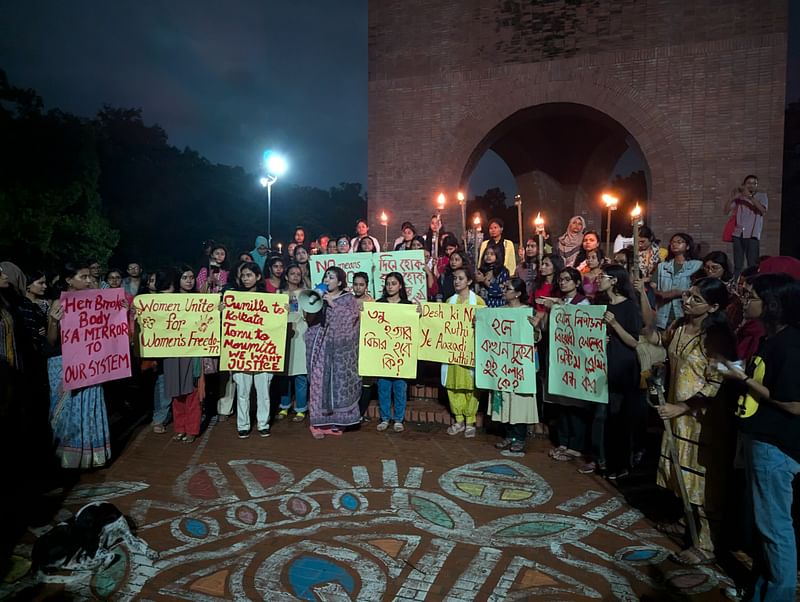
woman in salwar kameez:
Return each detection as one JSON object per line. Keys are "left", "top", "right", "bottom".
{"left": 305, "top": 267, "right": 362, "bottom": 438}
{"left": 492, "top": 278, "right": 537, "bottom": 454}
{"left": 647, "top": 277, "right": 736, "bottom": 565}
{"left": 46, "top": 263, "right": 111, "bottom": 469}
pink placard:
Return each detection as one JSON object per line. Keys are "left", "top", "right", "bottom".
{"left": 60, "top": 288, "right": 131, "bottom": 389}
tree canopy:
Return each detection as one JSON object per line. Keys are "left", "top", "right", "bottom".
{"left": 0, "top": 70, "right": 366, "bottom": 273}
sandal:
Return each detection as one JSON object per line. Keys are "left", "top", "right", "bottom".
{"left": 172, "top": 433, "right": 186, "bottom": 441}
{"left": 672, "top": 546, "right": 716, "bottom": 566}
{"left": 153, "top": 424, "right": 167, "bottom": 434}
{"left": 551, "top": 449, "right": 578, "bottom": 462}
{"left": 292, "top": 412, "right": 306, "bottom": 422}
{"left": 310, "top": 427, "right": 326, "bottom": 440}
{"left": 464, "top": 425, "right": 477, "bottom": 438}
{"left": 577, "top": 461, "right": 597, "bottom": 474}
{"left": 182, "top": 435, "right": 196, "bottom": 444}
{"left": 509, "top": 441, "right": 526, "bottom": 453}
{"left": 548, "top": 445, "right": 567, "bottom": 458}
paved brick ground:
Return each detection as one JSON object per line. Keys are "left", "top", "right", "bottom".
{"left": 2, "top": 411, "right": 740, "bottom": 601}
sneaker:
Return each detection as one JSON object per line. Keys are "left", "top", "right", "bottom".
{"left": 447, "top": 422, "right": 465, "bottom": 436}
{"left": 393, "top": 422, "right": 405, "bottom": 433}
{"left": 495, "top": 437, "right": 514, "bottom": 450}
{"left": 258, "top": 427, "right": 271, "bottom": 438}
{"left": 509, "top": 440, "right": 526, "bottom": 454}
{"left": 238, "top": 429, "right": 250, "bottom": 439}
{"left": 277, "top": 409, "right": 289, "bottom": 420}
{"left": 377, "top": 420, "right": 390, "bottom": 432}
{"left": 292, "top": 412, "right": 306, "bottom": 422}
{"left": 464, "top": 425, "right": 477, "bottom": 438}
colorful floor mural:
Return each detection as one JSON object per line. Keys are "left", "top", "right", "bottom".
{"left": 2, "top": 449, "right": 733, "bottom": 601}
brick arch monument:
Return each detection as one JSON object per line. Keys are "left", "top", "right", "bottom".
{"left": 368, "top": 0, "right": 787, "bottom": 255}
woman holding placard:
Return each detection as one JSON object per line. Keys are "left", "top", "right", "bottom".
{"left": 305, "top": 267, "right": 362, "bottom": 438}
{"left": 539, "top": 267, "right": 590, "bottom": 464}
{"left": 164, "top": 267, "right": 204, "bottom": 444}
{"left": 586, "top": 264, "right": 642, "bottom": 479}
{"left": 46, "top": 262, "right": 111, "bottom": 469}
{"left": 375, "top": 272, "right": 413, "bottom": 433}
{"left": 277, "top": 264, "right": 309, "bottom": 422}
{"left": 442, "top": 266, "right": 486, "bottom": 438}
{"left": 492, "top": 278, "right": 537, "bottom": 454}
{"left": 230, "top": 262, "right": 273, "bottom": 439}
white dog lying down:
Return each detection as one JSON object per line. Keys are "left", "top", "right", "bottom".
{"left": 32, "top": 501, "right": 159, "bottom": 572}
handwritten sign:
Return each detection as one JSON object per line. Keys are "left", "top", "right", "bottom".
{"left": 418, "top": 302, "right": 477, "bottom": 367}
{"left": 60, "top": 289, "right": 131, "bottom": 389}
{"left": 310, "top": 253, "right": 376, "bottom": 296}
{"left": 475, "top": 308, "right": 536, "bottom": 393}
{"left": 134, "top": 294, "right": 220, "bottom": 357}
{"left": 358, "top": 302, "right": 419, "bottom": 378}
{"left": 548, "top": 303, "right": 608, "bottom": 403}
{"left": 221, "top": 292, "right": 288, "bottom": 371}
{"left": 375, "top": 251, "right": 426, "bottom": 303}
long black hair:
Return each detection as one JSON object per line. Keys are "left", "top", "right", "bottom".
{"left": 666, "top": 232, "right": 696, "bottom": 260}
{"left": 236, "top": 262, "right": 266, "bottom": 292}
{"left": 680, "top": 277, "right": 736, "bottom": 359}
{"left": 751, "top": 273, "right": 800, "bottom": 334}
{"left": 480, "top": 241, "right": 506, "bottom": 278}
{"left": 557, "top": 267, "right": 585, "bottom": 297}
{"left": 380, "top": 271, "right": 409, "bottom": 302}
{"left": 534, "top": 254, "right": 565, "bottom": 290}
{"left": 595, "top": 263, "right": 638, "bottom": 306}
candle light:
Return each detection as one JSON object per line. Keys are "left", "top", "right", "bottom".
{"left": 534, "top": 212, "right": 545, "bottom": 263}
{"left": 380, "top": 211, "right": 389, "bottom": 250}
{"left": 457, "top": 191, "right": 466, "bottom": 248}
{"left": 630, "top": 203, "right": 643, "bottom": 277}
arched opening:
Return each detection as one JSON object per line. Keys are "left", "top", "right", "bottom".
{"left": 461, "top": 102, "right": 650, "bottom": 250}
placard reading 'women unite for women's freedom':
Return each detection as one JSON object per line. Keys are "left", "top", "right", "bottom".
{"left": 475, "top": 308, "right": 537, "bottom": 394}
{"left": 60, "top": 289, "right": 131, "bottom": 389}
{"left": 358, "top": 302, "right": 420, "bottom": 378}
{"left": 548, "top": 303, "right": 608, "bottom": 403}
{"left": 134, "top": 294, "right": 221, "bottom": 357}
{"left": 418, "top": 302, "right": 477, "bottom": 367}
{"left": 220, "top": 292, "right": 288, "bottom": 372}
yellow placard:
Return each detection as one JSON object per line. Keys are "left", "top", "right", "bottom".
{"left": 358, "top": 302, "right": 419, "bottom": 378}
{"left": 418, "top": 302, "right": 477, "bottom": 367}
{"left": 134, "top": 294, "right": 221, "bottom": 357}
{"left": 220, "top": 292, "right": 289, "bottom": 372}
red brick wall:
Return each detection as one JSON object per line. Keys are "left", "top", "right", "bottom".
{"left": 369, "top": 0, "right": 788, "bottom": 255}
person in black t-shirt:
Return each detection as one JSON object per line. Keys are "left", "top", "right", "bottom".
{"left": 720, "top": 273, "right": 800, "bottom": 601}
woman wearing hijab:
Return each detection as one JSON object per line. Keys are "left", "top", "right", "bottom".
{"left": 251, "top": 235, "right": 270, "bottom": 272}
{"left": 557, "top": 216, "right": 586, "bottom": 268}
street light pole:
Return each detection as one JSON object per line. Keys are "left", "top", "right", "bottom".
{"left": 260, "top": 151, "right": 288, "bottom": 250}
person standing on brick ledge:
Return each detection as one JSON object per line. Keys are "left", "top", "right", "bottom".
{"left": 724, "top": 175, "right": 768, "bottom": 277}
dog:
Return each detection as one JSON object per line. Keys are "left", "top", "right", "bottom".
{"left": 32, "top": 501, "right": 159, "bottom": 573}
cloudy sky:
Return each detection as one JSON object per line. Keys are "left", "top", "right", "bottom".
{"left": 1, "top": 1, "right": 367, "bottom": 189}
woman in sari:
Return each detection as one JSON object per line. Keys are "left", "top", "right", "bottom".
{"left": 305, "top": 267, "right": 362, "bottom": 438}
{"left": 46, "top": 262, "right": 111, "bottom": 469}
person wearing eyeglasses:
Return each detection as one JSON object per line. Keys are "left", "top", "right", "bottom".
{"left": 644, "top": 277, "right": 736, "bottom": 566}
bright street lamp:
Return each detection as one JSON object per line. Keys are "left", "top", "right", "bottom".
{"left": 260, "top": 151, "right": 288, "bottom": 249}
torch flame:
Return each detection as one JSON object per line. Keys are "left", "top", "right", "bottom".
{"left": 437, "top": 193, "right": 446, "bottom": 210}
{"left": 602, "top": 193, "right": 619, "bottom": 208}
{"left": 631, "top": 203, "right": 642, "bottom": 218}
{"left": 534, "top": 212, "right": 543, "bottom": 226}
{"left": 457, "top": 191, "right": 465, "bottom": 202}
{"left": 380, "top": 211, "right": 388, "bottom": 225}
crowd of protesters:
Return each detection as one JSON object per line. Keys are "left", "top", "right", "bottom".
{"left": 1, "top": 174, "right": 799, "bottom": 599}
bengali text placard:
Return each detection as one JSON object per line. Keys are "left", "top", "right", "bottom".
{"left": 358, "top": 302, "right": 419, "bottom": 378}
{"left": 475, "top": 307, "right": 536, "bottom": 393}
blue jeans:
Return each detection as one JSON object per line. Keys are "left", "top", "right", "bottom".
{"left": 153, "top": 373, "right": 172, "bottom": 426}
{"left": 279, "top": 375, "right": 308, "bottom": 413}
{"left": 377, "top": 378, "right": 407, "bottom": 422}
{"left": 744, "top": 436, "right": 800, "bottom": 601}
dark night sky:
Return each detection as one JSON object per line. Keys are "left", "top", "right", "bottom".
{"left": 0, "top": 1, "right": 367, "bottom": 189}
